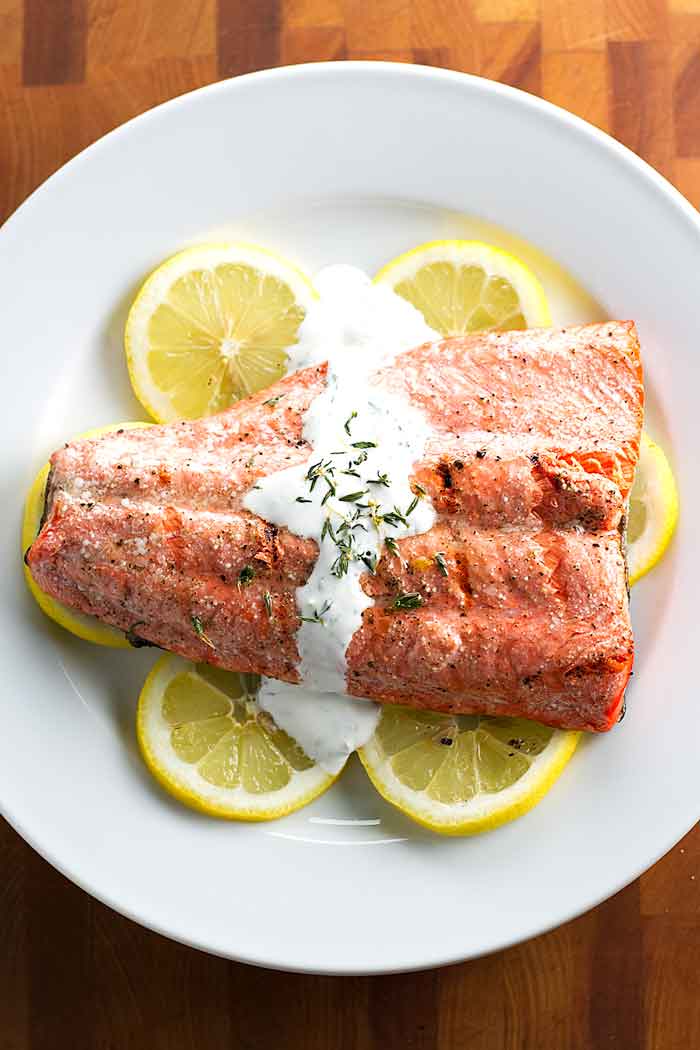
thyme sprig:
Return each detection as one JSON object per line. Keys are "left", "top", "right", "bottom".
{"left": 434, "top": 552, "right": 448, "bottom": 577}
{"left": 392, "top": 592, "right": 424, "bottom": 611}
{"left": 344, "top": 411, "right": 358, "bottom": 436}
{"left": 297, "top": 411, "right": 431, "bottom": 596}
{"left": 300, "top": 599, "right": 333, "bottom": 625}
{"left": 191, "top": 615, "right": 216, "bottom": 648}
{"left": 384, "top": 536, "right": 400, "bottom": 557}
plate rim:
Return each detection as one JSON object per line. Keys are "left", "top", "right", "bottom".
{"left": 3, "top": 61, "right": 700, "bottom": 242}
{"left": 1, "top": 61, "right": 698, "bottom": 975}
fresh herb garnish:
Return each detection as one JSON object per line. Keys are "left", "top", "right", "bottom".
{"left": 191, "top": 615, "right": 215, "bottom": 648}
{"left": 338, "top": 490, "right": 368, "bottom": 503}
{"left": 321, "top": 518, "right": 336, "bottom": 542}
{"left": 263, "top": 394, "right": 284, "bottom": 407}
{"left": 434, "top": 552, "right": 448, "bottom": 577}
{"left": 300, "top": 599, "right": 332, "bottom": 625}
{"left": 385, "top": 536, "right": 400, "bottom": 557}
{"left": 344, "top": 410, "right": 358, "bottom": 436}
{"left": 331, "top": 546, "right": 352, "bottom": 578}
{"left": 392, "top": 592, "right": 424, "bottom": 611}
{"left": 406, "top": 485, "right": 426, "bottom": 517}
{"left": 382, "top": 507, "right": 409, "bottom": 528}
{"left": 306, "top": 459, "right": 332, "bottom": 492}
{"left": 238, "top": 565, "right": 255, "bottom": 587}
{"left": 292, "top": 410, "right": 433, "bottom": 592}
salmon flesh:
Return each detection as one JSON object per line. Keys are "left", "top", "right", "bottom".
{"left": 27, "top": 322, "right": 643, "bottom": 732}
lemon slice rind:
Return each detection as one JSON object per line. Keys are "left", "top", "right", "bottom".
{"left": 627, "top": 432, "right": 678, "bottom": 587}
{"left": 374, "top": 239, "right": 551, "bottom": 334}
{"left": 125, "top": 242, "right": 317, "bottom": 424}
{"left": 359, "top": 710, "right": 579, "bottom": 836}
{"left": 137, "top": 654, "right": 338, "bottom": 820}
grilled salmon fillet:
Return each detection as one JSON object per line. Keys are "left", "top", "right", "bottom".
{"left": 27, "top": 322, "right": 643, "bottom": 731}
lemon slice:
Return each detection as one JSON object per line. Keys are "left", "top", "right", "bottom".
{"left": 374, "top": 239, "right": 551, "bottom": 334}
{"left": 22, "top": 421, "right": 152, "bottom": 648}
{"left": 125, "top": 243, "right": 316, "bottom": 423}
{"left": 627, "top": 432, "right": 679, "bottom": 586}
{"left": 359, "top": 706, "right": 578, "bottom": 835}
{"left": 137, "top": 654, "right": 338, "bottom": 820}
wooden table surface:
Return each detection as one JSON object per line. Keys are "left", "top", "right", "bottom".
{"left": 2, "top": 2, "right": 699, "bottom": 1047}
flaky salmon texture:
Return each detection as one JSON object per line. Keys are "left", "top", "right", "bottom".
{"left": 28, "top": 322, "right": 644, "bottom": 732}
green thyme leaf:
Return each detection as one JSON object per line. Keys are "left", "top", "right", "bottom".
{"left": 191, "top": 615, "right": 216, "bottom": 648}
{"left": 344, "top": 411, "right": 358, "bottom": 436}
{"left": 339, "top": 490, "right": 368, "bottom": 503}
{"left": 238, "top": 565, "right": 255, "bottom": 586}
{"left": 382, "top": 507, "right": 409, "bottom": 528}
{"left": 331, "top": 550, "right": 351, "bottom": 578}
{"left": 385, "top": 536, "right": 400, "bottom": 557}
{"left": 300, "top": 599, "right": 333, "bottom": 625}
{"left": 434, "top": 552, "right": 448, "bottom": 577}
{"left": 392, "top": 592, "right": 424, "bottom": 611}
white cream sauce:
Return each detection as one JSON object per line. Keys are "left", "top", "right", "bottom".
{"left": 244, "top": 265, "right": 438, "bottom": 773}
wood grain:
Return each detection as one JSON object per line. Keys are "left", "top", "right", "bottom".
{"left": 609, "top": 38, "right": 674, "bottom": 175}
{"left": 218, "top": 0, "right": 281, "bottom": 77}
{"left": 22, "top": 0, "right": 85, "bottom": 84}
{"left": 1, "top": 1, "right": 699, "bottom": 1047}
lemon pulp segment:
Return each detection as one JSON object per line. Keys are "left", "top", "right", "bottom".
{"left": 360, "top": 706, "right": 579, "bottom": 835}
{"left": 627, "top": 432, "right": 678, "bottom": 586}
{"left": 374, "top": 240, "right": 551, "bottom": 336}
{"left": 125, "top": 243, "right": 316, "bottom": 423}
{"left": 137, "top": 655, "right": 339, "bottom": 819}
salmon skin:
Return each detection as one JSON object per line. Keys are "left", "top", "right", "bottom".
{"left": 27, "top": 322, "right": 643, "bottom": 732}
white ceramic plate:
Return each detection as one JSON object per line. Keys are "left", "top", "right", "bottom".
{"left": 1, "top": 63, "right": 697, "bottom": 975}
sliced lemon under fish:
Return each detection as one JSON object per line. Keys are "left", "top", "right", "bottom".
{"left": 627, "top": 432, "right": 678, "bottom": 586}
{"left": 374, "top": 239, "right": 551, "bottom": 335}
{"left": 359, "top": 706, "right": 579, "bottom": 835}
{"left": 22, "top": 421, "right": 152, "bottom": 648}
{"left": 137, "top": 654, "right": 338, "bottom": 819}
{"left": 125, "top": 242, "right": 316, "bottom": 423}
